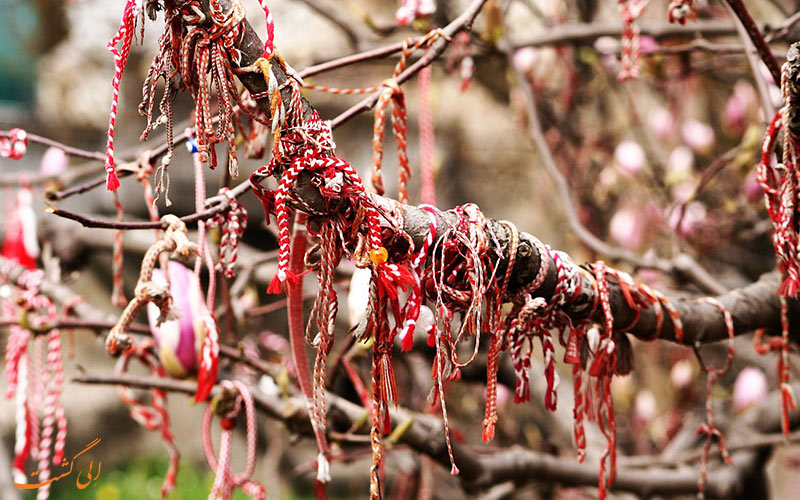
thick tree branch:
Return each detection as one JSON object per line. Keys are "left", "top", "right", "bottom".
{"left": 175, "top": 0, "right": 796, "bottom": 348}
{"left": 70, "top": 371, "right": 795, "bottom": 497}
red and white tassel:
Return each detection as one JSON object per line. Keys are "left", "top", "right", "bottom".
{"left": 258, "top": 0, "right": 276, "bottom": 59}
{"left": 103, "top": 0, "right": 138, "bottom": 191}
{"left": 195, "top": 303, "right": 220, "bottom": 403}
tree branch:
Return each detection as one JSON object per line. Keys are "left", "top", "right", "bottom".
{"left": 70, "top": 371, "right": 793, "bottom": 497}
{"left": 723, "top": 0, "right": 782, "bottom": 84}
{"left": 179, "top": 0, "right": 796, "bottom": 348}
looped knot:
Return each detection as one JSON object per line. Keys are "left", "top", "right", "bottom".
{"left": 208, "top": 188, "right": 248, "bottom": 278}
{"left": 380, "top": 78, "right": 402, "bottom": 96}
{"left": 667, "top": 0, "right": 695, "bottom": 25}
{"left": 0, "top": 128, "right": 28, "bottom": 160}
{"left": 203, "top": 380, "right": 266, "bottom": 499}
{"left": 136, "top": 150, "right": 155, "bottom": 182}
{"left": 162, "top": 214, "right": 196, "bottom": 258}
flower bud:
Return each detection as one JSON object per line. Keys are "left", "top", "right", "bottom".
{"left": 733, "top": 366, "right": 767, "bottom": 411}
{"left": 681, "top": 119, "right": 714, "bottom": 154}
{"left": 39, "top": 147, "right": 69, "bottom": 178}
{"left": 614, "top": 140, "right": 646, "bottom": 178}
{"left": 609, "top": 208, "right": 644, "bottom": 250}
{"left": 147, "top": 262, "right": 203, "bottom": 378}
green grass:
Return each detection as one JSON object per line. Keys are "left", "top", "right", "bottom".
{"left": 20, "top": 456, "right": 250, "bottom": 500}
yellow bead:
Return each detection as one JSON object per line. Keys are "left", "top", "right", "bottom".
{"left": 370, "top": 247, "right": 388, "bottom": 265}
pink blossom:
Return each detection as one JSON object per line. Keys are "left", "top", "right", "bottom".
{"left": 395, "top": 0, "right": 436, "bottom": 25}
{"left": 147, "top": 262, "right": 203, "bottom": 378}
{"left": 513, "top": 47, "right": 538, "bottom": 75}
{"left": 648, "top": 106, "right": 675, "bottom": 140}
{"left": 496, "top": 383, "right": 512, "bottom": 408}
{"left": 639, "top": 36, "right": 658, "bottom": 54}
{"left": 614, "top": 140, "right": 646, "bottom": 177}
{"left": 667, "top": 146, "right": 694, "bottom": 176}
{"left": 668, "top": 201, "right": 707, "bottom": 237}
{"left": 744, "top": 171, "right": 763, "bottom": 202}
{"left": 634, "top": 390, "right": 657, "bottom": 424}
{"left": 609, "top": 208, "right": 644, "bottom": 250}
{"left": 724, "top": 80, "right": 756, "bottom": 131}
{"left": 733, "top": 367, "right": 768, "bottom": 411}
{"left": 666, "top": 146, "right": 695, "bottom": 202}
{"left": 594, "top": 37, "right": 620, "bottom": 72}
{"left": 670, "top": 181, "right": 694, "bottom": 204}
{"left": 681, "top": 119, "right": 715, "bottom": 153}
{"left": 594, "top": 36, "right": 619, "bottom": 55}
{"left": 39, "top": 147, "right": 69, "bottom": 178}
{"left": 670, "top": 359, "right": 694, "bottom": 389}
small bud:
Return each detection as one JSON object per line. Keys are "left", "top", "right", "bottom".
{"left": 614, "top": 140, "right": 646, "bottom": 178}
{"left": 733, "top": 367, "right": 767, "bottom": 411}
{"left": 39, "top": 147, "right": 69, "bottom": 178}
{"left": 681, "top": 119, "right": 715, "bottom": 154}
{"left": 147, "top": 262, "right": 203, "bottom": 378}
{"left": 670, "top": 359, "right": 694, "bottom": 389}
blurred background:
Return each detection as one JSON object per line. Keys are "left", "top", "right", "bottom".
{"left": 2, "top": 0, "right": 800, "bottom": 498}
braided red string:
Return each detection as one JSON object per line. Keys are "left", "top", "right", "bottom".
{"left": 418, "top": 66, "right": 437, "bottom": 205}
{"left": 202, "top": 380, "right": 266, "bottom": 500}
{"left": 258, "top": 0, "right": 276, "bottom": 59}
{"left": 482, "top": 220, "right": 519, "bottom": 443}
{"left": 0, "top": 128, "right": 28, "bottom": 159}
{"left": 399, "top": 205, "right": 438, "bottom": 351}
{"left": 307, "top": 220, "right": 341, "bottom": 447}
{"left": 210, "top": 188, "right": 248, "bottom": 279}
{"left": 589, "top": 262, "right": 618, "bottom": 500}
{"left": 695, "top": 297, "right": 735, "bottom": 496}
{"left": 116, "top": 341, "right": 180, "bottom": 497}
{"left": 617, "top": 0, "right": 648, "bottom": 82}
{"left": 112, "top": 192, "right": 127, "bottom": 308}
{"left": 3, "top": 269, "right": 69, "bottom": 496}
{"left": 104, "top": 0, "right": 138, "bottom": 191}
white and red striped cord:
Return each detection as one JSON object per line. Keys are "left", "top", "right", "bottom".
{"left": 695, "top": 297, "right": 734, "bottom": 495}
{"left": 104, "top": 0, "right": 139, "bottom": 191}
{"left": 617, "top": 0, "right": 649, "bottom": 81}
{"left": 418, "top": 66, "right": 437, "bottom": 205}
{"left": 667, "top": 0, "right": 695, "bottom": 24}
{"left": 2, "top": 269, "right": 67, "bottom": 498}
{"left": 116, "top": 341, "right": 180, "bottom": 497}
{"left": 257, "top": 0, "right": 275, "bottom": 59}
{"left": 399, "top": 204, "right": 438, "bottom": 351}
{"left": 210, "top": 188, "right": 248, "bottom": 279}
{"left": 202, "top": 380, "right": 266, "bottom": 500}
{"left": 0, "top": 128, "right": 28, "bottom": 159}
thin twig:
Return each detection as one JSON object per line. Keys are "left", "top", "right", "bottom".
{"left": 329, "top": 0, "right": 490, "bottom": 128}
{"left": 293, "top": 0, "right": 361, "bottom": 50}
{"left": 48, "top": 180, "right": 252, "bottom": 230}
{"left": 724, "top": 0, "right": 777, "bottom": 119}
{"left": 503, "top": 35, "right": 727, "bottom": 294}
{"left": 723, "top": 0, "right": 782, "bottom": 84}
{"left": 0, "top": 130, "right": 105, "bottom": 162}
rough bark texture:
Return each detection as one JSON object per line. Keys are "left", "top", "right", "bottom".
{"left": 210, "top": 0, "right": 797, "bottom": 347}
